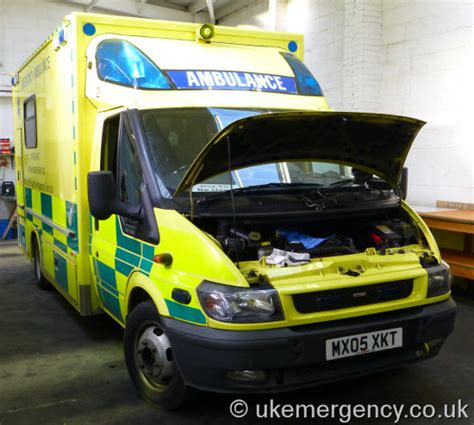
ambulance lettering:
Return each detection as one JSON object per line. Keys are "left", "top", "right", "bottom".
{"left": 167, "top": 70, "right": 298, "bottom": 94}
{"left": 196, "top": 71, "right": 215, "bottom": 87}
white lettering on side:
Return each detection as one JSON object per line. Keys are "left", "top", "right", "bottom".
{"left": 196, "top": 71, "right": 215, "bottom": 87}
{"left": 211, "top": 71, "right": 226, "bottom": 86}
{"left": 274, "top": 76, "right": 286, "bottom": 91}
{"left": 222, "top": 72, "right": 237, "bottom": 86}
{"left": 186, "top": 71, "right": 200, "bottom": 87}
{"left": 253, "top": 74, "right": 268, "bottom": 90}
{"left": 233, "top": 72, "right": 247, "bottom": 87}
{"left": 265, "top": 75, "right": 277, "bottom": 89}
{"left": 244, "top": 73, "right": 257, "bottom": 88}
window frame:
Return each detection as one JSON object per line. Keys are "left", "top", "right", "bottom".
{"left": 100, "top": 114, "right": 120, "bottom": 174}
{"left": 96, "top": 110, "right": 160, "bottom": 244}
{"left": 23, "top": 95, "right": 38, "bottom": 149}
{"left": 116, "top": 117, "right": 143, "bottom": 208}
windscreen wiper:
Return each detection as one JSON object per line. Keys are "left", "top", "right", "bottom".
{"left": 196, "top": 182, "right": 323, "bottom": 204}
{"left": 327, "top": 178, "right": 356, "bottom": 188}
{"left": 233, "top": 182, "right": 323, "bottom": 192}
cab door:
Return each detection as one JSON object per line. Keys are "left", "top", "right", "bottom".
{"left": 91, "top": 112, "right": 147, "bottom": 325}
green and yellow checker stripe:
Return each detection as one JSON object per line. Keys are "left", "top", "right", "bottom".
{"left": 91, "top": 216, "right": 206, "bottom": 326}
{"left": 24, "top": 186, "right": 79, "bottom": 301}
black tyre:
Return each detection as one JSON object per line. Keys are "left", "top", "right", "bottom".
{"left": 32, "top": 238, "right": 49, "bottom": 290}
{"left": 124, "top": 300, "right": 194, "bottom": 410}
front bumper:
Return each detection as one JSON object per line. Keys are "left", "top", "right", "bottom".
{"left": 163, "top": 298, "right": 456, "bottom": 393}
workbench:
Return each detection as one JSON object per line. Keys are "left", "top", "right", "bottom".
{"left": 416, "top": 207, "right": 474, "bottom": 280}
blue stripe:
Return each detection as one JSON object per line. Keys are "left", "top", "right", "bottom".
{"left": 167, "top": 70, "right": 298, "bottom": 94}
{"left": 96, "top": 260, "right": 119, "bottom": 297}
{"left": 165, "top": 299, "right": 206, "bottom": 325}
{"left": 116, "top": 216, "right": 141, "bottom": 255}
{"left": 142, "top": 243, "right": 155, "bottom": 259}
{"left": 116, "top": 247, "right": 141, "bottom": 267}
{"left": 40, "top": 193, "right": 53, "bottom": 219}
{"left": 116, "top": 258, "right": 135, "bottom": 277}
{"left": 139, "top": 258, "right": 153, "bottom": 276}
{"left": 25, "top": 187, "right": 32, "bottom": 208}
{"left": 19, "top": 224, "right": 26, "bottom": 248}
{"left": 100, "top": 279, "right": 119, "bottom": 297}
{"left": 54, "top": 252, "right": 68, "bottom": 291}
{"left": 54, "top": 238, "right": 68, "bottom": 253}
{"left": 42, "top": 222, "right": 53, "bottom": 235}
{"left": 96, "top": 260, "right": 116, "bottom": 286}
{"left": 99, "top": 285, "right": 123, "bottom": 322}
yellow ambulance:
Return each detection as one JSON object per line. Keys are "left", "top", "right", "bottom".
{"left": 12, "top": 12, "right": 456, "bottom": 409}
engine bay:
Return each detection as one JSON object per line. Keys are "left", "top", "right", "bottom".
{"left": 195, "top": 207, "right": 423, "bottom": 263}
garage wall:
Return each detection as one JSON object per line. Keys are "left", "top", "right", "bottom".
{"left": 218, "top": 0, "right": 271, "bottom": 28}
{"left": 220, "top": 0, "right": 474, "bottom": 207}
{"left": 286, "top": 0, "right": 345, "bottom": 108}
{"left": 381, "top": 1, "right": 474, "bottom": 206}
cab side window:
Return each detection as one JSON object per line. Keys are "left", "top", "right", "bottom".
{"left": 117, "top": 129, "right": 141, "bottom": 206}
{"left": 98, "top": 114, "right": 158, "bottom": 243}
{"left": 24, "top": 96, "right": 37, "bottom": 149}
{"left": 101, "top": 115, "right": 119, "bottom": 174}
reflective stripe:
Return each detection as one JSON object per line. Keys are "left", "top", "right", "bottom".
{"left": 165, "top": 299, "right": 206, "bottom": 325}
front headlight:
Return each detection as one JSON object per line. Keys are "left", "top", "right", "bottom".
{"left": 197, "top": 281, "right": 284, "bottom": 323}
{"left": 427, "top": 260, "right": 453, "bottom": 298}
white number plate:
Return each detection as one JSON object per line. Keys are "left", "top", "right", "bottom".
{"left": 326, "top": 327, "right": 403, "bottom": 361}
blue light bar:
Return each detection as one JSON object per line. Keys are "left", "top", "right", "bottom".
{"left": 281, "top": 52, "right": 323, "bottom": 96}
{"left": 95, "top": 39, "right": 173, "bottom": 90}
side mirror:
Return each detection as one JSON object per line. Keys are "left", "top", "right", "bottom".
{"left": 399, "top": 167, "right": 408, "bottom": 200}
{"left": 88, "top": 171, "right": 142, "bottom": 221}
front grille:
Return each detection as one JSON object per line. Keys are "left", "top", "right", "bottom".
{"left": 293, "top": 280, "right": 413, "bottom": 314}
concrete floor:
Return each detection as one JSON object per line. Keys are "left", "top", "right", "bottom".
{"left": 0, "top": 240, "right": 473, "bottom": 425}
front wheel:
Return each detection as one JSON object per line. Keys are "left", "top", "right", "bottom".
{"left": 124, "top": 300, "right": 194, "bottom": 410}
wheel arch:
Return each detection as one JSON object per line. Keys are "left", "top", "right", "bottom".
{"left": 125, "top": 271, "right": 169, "bottom": 323}
{"left": 28, "top": 227, "right": 41, "bottom": 260}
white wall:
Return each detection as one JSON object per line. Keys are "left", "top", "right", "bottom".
{"left": 219, "top": 0, "right": 271, "bottom": 28}
{"left": 0, "top": 1, "right": 84, "bottom": 92}
{"left": 287, "top": 0, "right": 345, "bottom": 108}
{"left": 0, "top": 97, "right": 13, "bottom": 139}
{"left": 381, "top": 0, "right": 474, "bottom": 206}
{"left": 221, "top": 0, "right": 474, "bottom": 206}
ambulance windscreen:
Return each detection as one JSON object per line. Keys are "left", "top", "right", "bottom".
{"left": 95, "top": 39, "right": 172, "bottom": 89}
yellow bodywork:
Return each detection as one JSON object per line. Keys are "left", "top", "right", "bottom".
{"left": 12, "top": 12, "right": 449, "bottom": 331}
